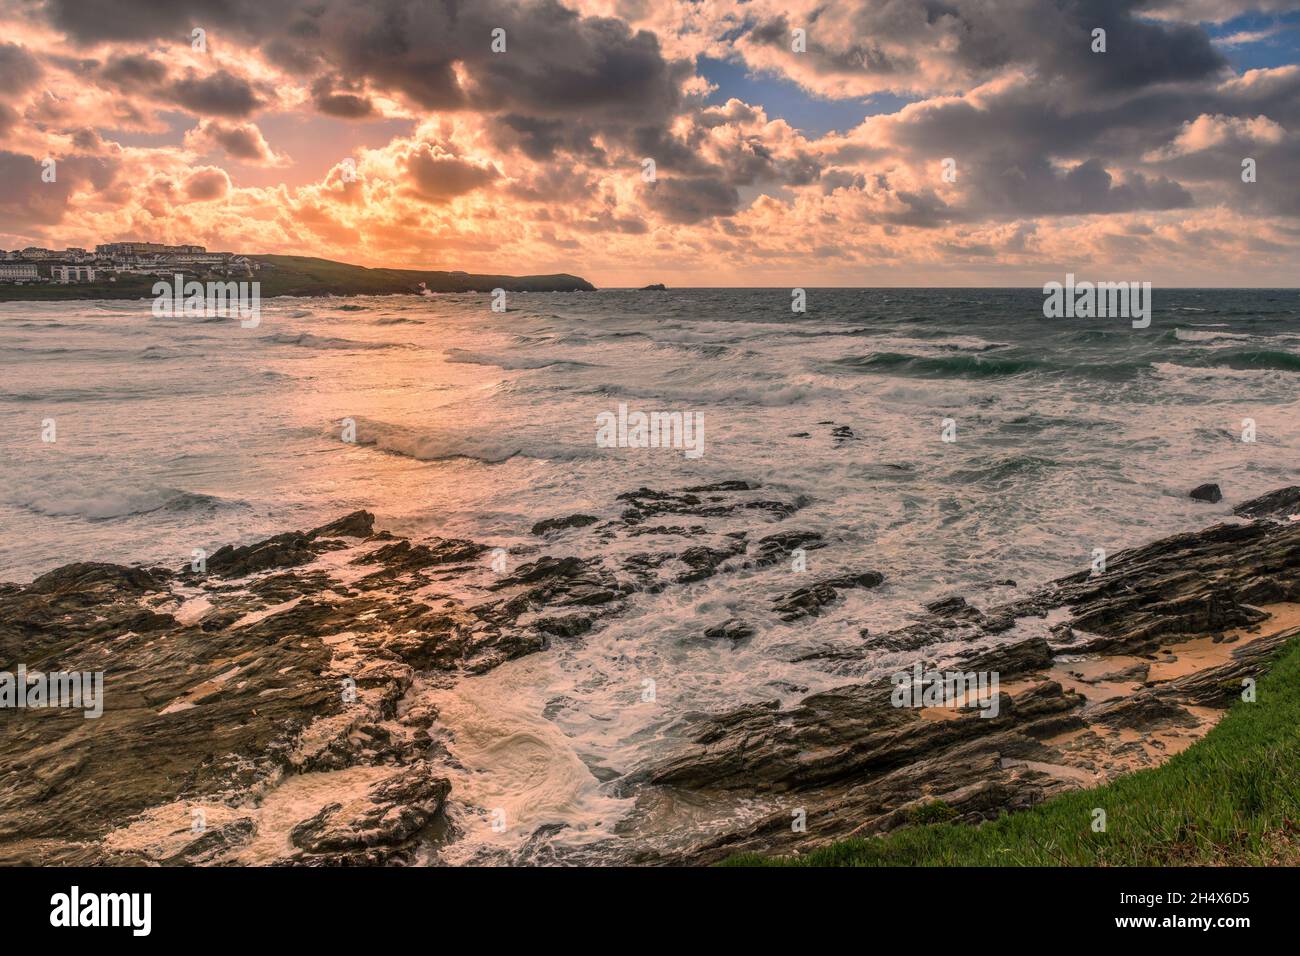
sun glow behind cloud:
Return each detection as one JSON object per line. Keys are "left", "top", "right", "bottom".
{"left": 0, "top": 0, "right": 1298, "bottom": 286}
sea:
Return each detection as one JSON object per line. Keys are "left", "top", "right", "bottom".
{"left": 2, "top": 287, "right": 1297, "bottom": 861}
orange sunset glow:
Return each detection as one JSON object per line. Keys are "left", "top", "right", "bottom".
{"left": 2, "top": 0, "right": 1298, "bottom": 286}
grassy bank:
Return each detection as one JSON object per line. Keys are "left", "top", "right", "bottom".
{"left": 726, "top": 636, "right": 1300, "bottom": 866}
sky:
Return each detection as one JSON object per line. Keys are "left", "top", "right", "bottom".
{"left": 1, "top": 0, "right": 1299, "bottom": 287}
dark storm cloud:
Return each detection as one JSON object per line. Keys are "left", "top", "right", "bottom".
{"left": 492, "top": 115, "right": 607, "bottom": 163}
{"left": 42, "top": 0, "right": 688, "bottom": 120}
{"left": 167, "top": 70, "right": 266, "bottom": 117}
{"left": 971, "top": 155, "right": 1193, "bottom": 215}
{"left": 0, "top": 42, "right": 43, "bottom": 91}
{"left": 42, "top": 0, "right": 241, "bottom": 43}
{"left": 310, "top": 76, "right": 376, "bottom": 119}
{"left": 644, "top": 177, "right": 742, "bottom": 223}
{"left": 98, "top": 52, "right": 168, "bottom": 89}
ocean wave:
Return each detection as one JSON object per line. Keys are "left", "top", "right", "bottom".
{"left": 1199, "top": 349, "right": 1300, "bottom": 372}
{"left": 649, "top": 341, "right": 731, "bottom": 358}
{"left": 261, "top": 332, "right": 395, "bottom": 350}
{"left": 138, "top": 345, "right": 187, "bottom": 360}
{"left": 833, "top": 352, "right": 1051, "bottom": 378}
{"left": 585, "top": 382, "right": 825, "bottom": 406}
{"left": 444, "top": 348, "right": 596, "bottom": 370}
{"left": 333, "top": 417, "right": 597, "bottom": 464}
{"left": 949, "top": 455, "right": 1058, "bottom": 486}
{"left": 1169, "top": 328, "right": 1253, "bottom": 344}
{"left": 832, "top": 350, "right": 1152, "bottom": 381}
{"left": 15, "top": 487, "right": 243, "bottom": 521}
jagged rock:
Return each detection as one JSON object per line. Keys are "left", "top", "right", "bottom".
{"left": 676, "top": 542, "right": 746, "bottom": 583}
{"left": 288, "top": 764, "right": 450, "bottom": 863}
{"left": 7, "top": 481, "right": 1300, "bottom": 868}
{"left": 683, "top": 481, "right": 757, "bottom": 493}
{"left": 637, "top": 496, "right": 1300, "bottom": 863}
{"left": 1189, "top": 483, "right": 1223, "bottom": 503}
{"left": 747, "top": 530, "right": 826, "bottom": 568}
{"left": 201, "top": 531, "right": 318, "bottom": 578}
{"left": 703, "top": 619, "right": 755, "bottom": 643}
{"left": 1079, "top": 662, "right": 1150, "bottom": 685}
{"left": 772, "top": 570, "right": 884, "bottom": 621}
{"left": 924, "top": 595, "right": 981, "bottom": 620}
{"left": 1233, "top": 486, "right": 1300, "bottom": 520}
{"left": 958, "top": 637, "right": 1054, "bottom": 677}
{"left": 312, "top": 511, "right": 376, "bottom": 538}
{"left": 531, "top": 514, "right": 599, "bottom": 535}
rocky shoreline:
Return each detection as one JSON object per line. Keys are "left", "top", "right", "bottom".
{"left": 2, "top": 484, "right": 1298, "bottom": 866}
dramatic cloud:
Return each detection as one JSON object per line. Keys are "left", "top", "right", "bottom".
{"left": 0, "top": 0, "right": 1295, "bottom": 285}
{"left": 183, "top": 166, "right": 232, "bottom": 201}
{"left": 404, "top": 143, "right": 501, "bottom": 203}
{"left": 184, "top": 119, "right": 286, "bottom": 165}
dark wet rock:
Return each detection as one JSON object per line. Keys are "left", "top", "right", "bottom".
{"left": 26, "top": 562, "right": 171, "bottom": 598}
{"left": 312, "top": 510, "right": 376, "bottom": 539}
{"left": 8, "top": 482, "right": 1300, "bottom": 867}
{"left": 1189, "top": 482, "right": 1223, "bottom": 503}
{"left": 675, "top": 541, "right": 747, "bottom": 583}
{"left": 773, "top": 570, "right": 884, "bottom": 622}
{"left": 201, "top": 531, "right": 319, "bottom": 578}
{"left": 617, "top": 483, "right": 801, "bottom": 526}
{"left": 1077, "top": 662, "right": 1150, "bottom": 685}
{"left": 249, "top": 569, "right": 334, "bottom": 602}
{"left": 490, "top": 555, "right": 589, "bottom": 588}
{"left": 1233, "top": 486, "right": 1300, "bottom": 520}
{"left": 637, "top": 495, "right": 1300, "bottom": 863}
{"left": 533, "top": 613, "right": 596, "bottom": 638}
{"left": 924, "top": 595, "right": 981, "bottom": 620}
{"left": 288, "top": 764, "right": 451, "bottom": 863}
{"left": 703, "top": 619, "right": 755, "bottom": 643}
{"left": 531, "top": 514, "right": 599, "bottom": 535}
{"left": 957, "top": 637, "right": 1054, "bottom": 677}
{"left": 683, "top": 481, "right": 757, "bottom": 493}
{"left": 164, "top": 818, "right": 259, "bottom": 865}
{"left": 1088, "top": 691, "right": 1202, "bottom": 731}
{"left": 0, "top": 502, "right": 657, "bottom": 864}
{"left": 747, "top": 530, "right": 826, "bottom": 568}
{"left": 353, "top": 538, "right": 487, "bottom": 586}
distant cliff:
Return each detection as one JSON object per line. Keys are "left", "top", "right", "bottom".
{"left": 0, "top": 254, "right": 595, "bottom": 301}
{"left": 253, "top": 255, "right": 596, "bottom": 295}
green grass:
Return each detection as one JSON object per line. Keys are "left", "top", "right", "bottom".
{"left": 725, "top": 636, "right": 1300, "bottom": 866}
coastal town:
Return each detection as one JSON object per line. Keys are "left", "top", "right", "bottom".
{"left": 0, "top": 242, "right": 260, "bottom": 284}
